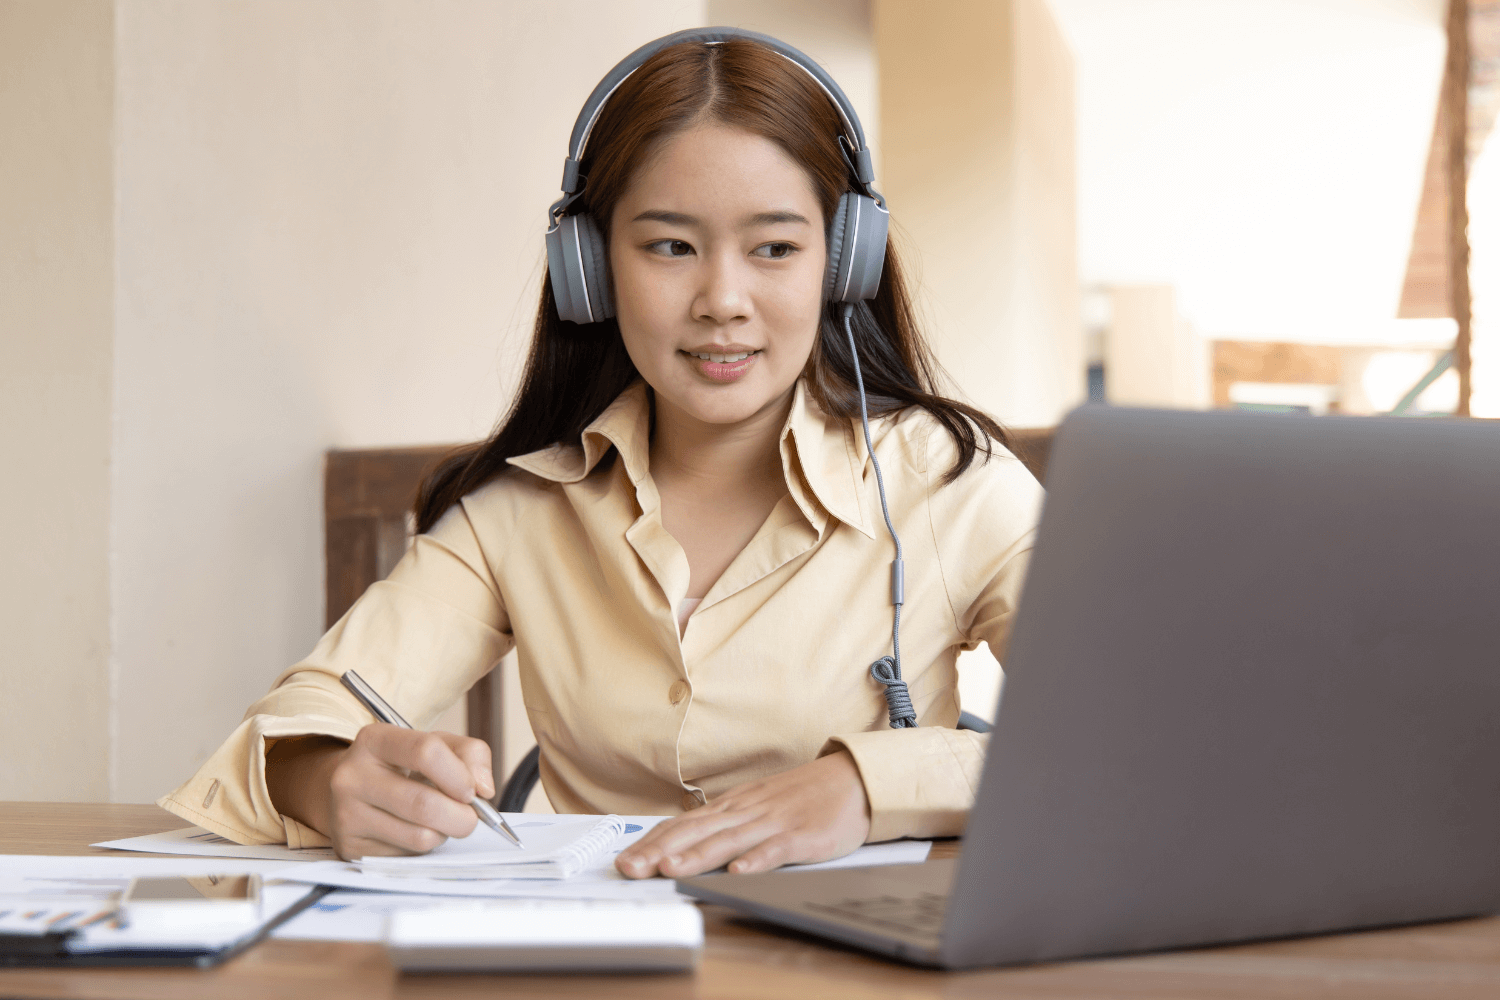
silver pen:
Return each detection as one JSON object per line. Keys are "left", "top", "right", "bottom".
{"left": 340, "top": 669, "right": 524, "bottom": 849}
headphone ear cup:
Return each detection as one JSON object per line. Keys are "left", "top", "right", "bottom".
{"left": 825, "top": 192, "right": 889, "bottom": 304}
{"left": 575, "top": 213, "right": 613, "bottom": 321}
{"left": 545, "top": 213, "right": 614, "bottom": 324}
{"left": 824, "top": 194, "right": 851, "bottom": 302}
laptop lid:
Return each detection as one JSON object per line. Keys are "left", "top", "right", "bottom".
{"left": 943, "top": 406, "right": 1500, "bottom": 968}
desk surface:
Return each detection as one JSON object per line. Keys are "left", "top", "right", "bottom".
{"left": 3, "top": 802, "right": 1499, "bottom": 999}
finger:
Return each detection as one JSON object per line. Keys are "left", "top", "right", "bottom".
{"left": 348, "top": 760, "right": 478, "bottom": 840}
{"left": 436, "top": 732, "right": 495, "bottom": 800}
{"left": 617, "top": 806, "right": 761, "bottom": 877}
{"left": 653, "top": 801, "right": 768, "bottom": 854}
{"left": 332, "top": 798, "right": 452, "bottom": 859}
{"left": 615, "top": 811, "right": 694, "bottom": 859}
{"left": 726, "top": 834, "right": 801, "bottom": 875}
{"left": 616, "top": 816, "right": 687, "bottom": 878}
{"left": 363, "top": 726, "right": 480, "bottom": 804}
{"left": 617, "top": 813, "right": 713, "bottom": 878}
{"left": 657, "top": 816, "right": 782, "bottom": 878}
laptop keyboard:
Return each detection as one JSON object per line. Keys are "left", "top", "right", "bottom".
{"left": 805, "top": 891, "right": 949, "bottom": 935}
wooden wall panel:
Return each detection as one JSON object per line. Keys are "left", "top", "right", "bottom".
{"left": 1398, "top": 101, "right": 1452, "bottom": 319}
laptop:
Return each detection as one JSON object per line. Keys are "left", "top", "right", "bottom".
{"left": 677, "top": 405, "right": 1500, "bottom": 969}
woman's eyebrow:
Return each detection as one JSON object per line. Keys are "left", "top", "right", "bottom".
{"left": 746, "top": 210, "right": 811, "bottom": 227}
{"left": 632, "top": 209, "right": 697, "bottom": 225}
{"left": 629, "top": 209, "right": 812, "bottom": 227}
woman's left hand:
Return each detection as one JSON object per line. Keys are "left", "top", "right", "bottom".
{"left": 615, "top": 749, "right": 871, "bottom": 878}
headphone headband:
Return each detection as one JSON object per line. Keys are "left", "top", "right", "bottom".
{"left": 544, "top": 27, "right": 890, "bottom": 324}
{"left": 550, "top": 26, "right": 880, "bottom": 224}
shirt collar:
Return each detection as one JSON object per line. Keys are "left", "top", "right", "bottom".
{"left": 506, "top": 379, "right": 874, "bottom": 539}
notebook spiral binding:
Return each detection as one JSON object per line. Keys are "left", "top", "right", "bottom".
{"left": 556, "top": 816, "right": 625, "bottom": 878}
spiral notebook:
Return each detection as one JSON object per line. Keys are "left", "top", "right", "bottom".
{"left": 357, "top": 815, "right": 626, "bottom": 881}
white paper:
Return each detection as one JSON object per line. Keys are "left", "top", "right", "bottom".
{"left": 90, "top": 814, "right": 656, "bottom": 865}
{"left": 360, "top": 815, "right": 618, "bottom": 869}
{"left": 271, "top": 891, "right": 456, "bottom": 942}
{"left": 269, "top": 822, "right": 930, "bottom": 903}
{"left": 273, "top": 862, "right": 689, "bottom": 901}
{"left": 93, "top": 826, "right": 339, "bottom": 862}
{"left": 791, "top": 839, "right": 932, "bottom": 871}
{"left": 0, "top": 854, "right": 298, "bottom": 894}
{"left": 87, "top": 816, "right": 930, "bottom": 910}
{"left": 269, "top": 814, "right": 672, "bottom": 900}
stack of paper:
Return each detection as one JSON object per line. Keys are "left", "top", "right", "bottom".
{"left": 357, "top": 815, "right": 625, "bottom": 881}
{"left": 93, "top": 815, "right": 934, "bottom": 911}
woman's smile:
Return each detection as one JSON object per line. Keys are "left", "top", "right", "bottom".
{"left": 682, "top": 347, "right": 762, "bottom": 383}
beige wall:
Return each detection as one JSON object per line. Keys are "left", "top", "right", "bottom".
{"left": 874, "top": 0, "right": 1083, "bottom": 429}
{"left": 0, "top": 1, "right": 115, "bottom": 800}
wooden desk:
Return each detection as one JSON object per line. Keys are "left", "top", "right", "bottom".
{"left": 3, "top": 803, "right": 1499, "bottom": 999}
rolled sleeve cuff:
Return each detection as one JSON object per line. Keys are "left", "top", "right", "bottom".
{"left": 283, "top": 814, "right": 332, "bottom": 850}
{"left": 822, "top": 726, "right": 987, "bottom": 842}
{"left": 156, "top": 712, "right": 361, "bottom": 846}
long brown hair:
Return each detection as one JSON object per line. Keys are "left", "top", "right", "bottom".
{"left": 415, "top": 37, "right": 1007, "bottom": 533}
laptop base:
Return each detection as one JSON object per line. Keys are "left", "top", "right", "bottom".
{"left": 679, "top": 861, "right": 952, "bottom": 968}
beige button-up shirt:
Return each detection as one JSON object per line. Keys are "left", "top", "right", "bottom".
{"left": 159, "top": 379, "right": 1043, "bottom": 846}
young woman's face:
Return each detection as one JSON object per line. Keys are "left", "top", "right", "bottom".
{"left": 609, "top": 123, "right": 826, "bottom": 428}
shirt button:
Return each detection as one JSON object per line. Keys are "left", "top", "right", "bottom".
{"left": 681, "top": 791, "right": 701, "bottom": 811}
{"left": 668, "top": 680, "right": 690, "bottom": 706}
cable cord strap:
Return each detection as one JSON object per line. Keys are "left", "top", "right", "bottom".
{"left": 843, "top": 305, "right": 917, "bottom": 729}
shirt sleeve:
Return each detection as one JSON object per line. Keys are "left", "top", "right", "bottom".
{"left": 824, "top": 425, "right": 1044, "bottom": 842}
{"left": 156, "top": 498, "right": 516, "bottom": 845}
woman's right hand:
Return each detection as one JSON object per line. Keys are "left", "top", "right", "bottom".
{"left": 266, "top": 723, "right": 495, "bottom": 861}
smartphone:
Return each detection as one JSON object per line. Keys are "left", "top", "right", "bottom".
{"left": 121, "top": 874, "right": 262, "bottom": 933}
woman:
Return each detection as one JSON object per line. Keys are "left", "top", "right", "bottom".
{"left": 158, "top": 31, "right": 1043, "bottom": 879}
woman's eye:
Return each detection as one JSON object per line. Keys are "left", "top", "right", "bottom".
{"left": 647, "top": 239, "right": 694, "bottom": 257}
{"left": 752, "top": 242, "right": 797, "bottom": 260}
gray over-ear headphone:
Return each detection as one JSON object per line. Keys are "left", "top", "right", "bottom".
{"left": 544, "top": 26, "right": 890, "bottom": 326}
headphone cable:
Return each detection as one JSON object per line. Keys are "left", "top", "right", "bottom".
{"left": 843, "top": 304, "right": 916, "bottom": 728}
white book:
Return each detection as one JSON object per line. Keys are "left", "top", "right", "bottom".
{"left": 357, "top": 815, "right": 625, "bottom": 881}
